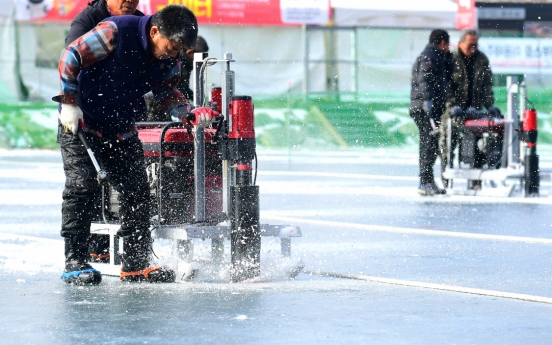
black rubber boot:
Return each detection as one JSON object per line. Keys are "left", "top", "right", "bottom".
{"left": 418, "top": 183, "right": 446, "bottom": 196}
{"left": 120, "top": 231, "right": 175, "bottom": 283}
{"left": 61, "top": 235, "right": 102, "bottom": 285}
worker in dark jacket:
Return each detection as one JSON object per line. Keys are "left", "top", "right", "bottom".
{"left": 178, "top": 36, "right": 209, "bottom": 100}
{"left": 65, "top": 0, "right": 143, "bottom": 46}
{"left": 144, "top": 36, "right": 209, "bottom": 121}
{"left": 439, "top": 29, "right": 499, "bottom": 189}
{"left": 410, "top": 29, "right": 450, "bottom": 196}
{"left": 57, "top": 5, "right": 219, "bottom": 285}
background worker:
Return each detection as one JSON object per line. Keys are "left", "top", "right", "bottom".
{"left": 178, "top": 36, "right": 209, "bottom": 101}
{"left": 145, "top": 36, "right": 209, "bottom": 121}
{"left": 410, "top": 29, "right": 450, "bottom": 196}
{"left": 440, "top": 29, "right": 500, "bottom": 189}
{"left": 65, "top": 0, "right": 143, "bottom": 46}
{"left": 57, "top": 5, "right": 218, "bottom": 285}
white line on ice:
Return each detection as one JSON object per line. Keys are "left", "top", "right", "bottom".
{"left": 260, "top": 183, "right": 552, "bottom": 204}
{"left": 0, "top": 160, "right": 62, "bottom": 168}
{"left": 305, "top": 270, "right": 552, "bottom": 305}
{"left": 259, "top": 170, "right": 552, "bottom": 186}
{"left": 1, "top": 190, "right": 61, "bottom": 205}
{"left": 0, "top": 232, "right": 61, "bottom": 244}
{"left": 257, "top": 150, "right": 552, "bottom": 168}
{"left": 262, "top": 215, "right": 552, "bottom": 245}
{"left": 0, "top": 168, "right": 65, "bottom": 182}
{"left": 259, "top": 171, "right": 419, "bottom": 181}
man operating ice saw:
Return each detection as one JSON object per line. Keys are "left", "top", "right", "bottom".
{"left": 56, "top": 5, "right": 218, "bottom": 284}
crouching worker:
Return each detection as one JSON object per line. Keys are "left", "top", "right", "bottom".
{"left": 57, "top": 5, "right": 218, "bottom": 284}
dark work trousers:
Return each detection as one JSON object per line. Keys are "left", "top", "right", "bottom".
{"left": 411, "top": 110, "right": 439, "bottom": 185}
{"left": 58, "top": 125, "right": 150, "bottom": 239}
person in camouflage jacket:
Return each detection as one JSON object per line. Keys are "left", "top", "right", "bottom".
{"left": 439, "top": 29, "right": 500, "bottom": 188}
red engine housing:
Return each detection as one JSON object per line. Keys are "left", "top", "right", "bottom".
{"left": 138, "top": 127, "right": 218, "bottom": 157}
{"left": 137, "top": 125, "right": 222, "bottom": 223}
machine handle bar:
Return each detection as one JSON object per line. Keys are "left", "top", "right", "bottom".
{"left": 77, "top": 121, "right": 108, "bottom": 185}
{"left": 452, "top": 109, "right": 490, "bottom": 120}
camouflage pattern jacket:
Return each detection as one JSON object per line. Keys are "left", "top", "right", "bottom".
{"left": 446, "top": 48, "right": 494, "bottom": 112}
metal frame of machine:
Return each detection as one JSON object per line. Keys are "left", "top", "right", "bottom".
{"left": 90, "top": 52, "right": 303, "bottom": 282}
{"left": 442, "top": 76, "right": 543, "bottom": 197}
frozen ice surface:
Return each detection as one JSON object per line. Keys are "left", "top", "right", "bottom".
{"left": 1, "top": 147, "right": 552, "bottom": 344}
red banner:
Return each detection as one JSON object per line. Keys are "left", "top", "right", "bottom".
{"left": 23, "top": 0, "right": 329, "bottom": 26}
{"left": 455, "top": 0, "right": 476, "bottom": 30}
{"left": 148, "top": 0, "right": 285, "bottom": 26}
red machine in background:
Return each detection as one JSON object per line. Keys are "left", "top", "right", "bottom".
{"left": 442, "top": 77, "right": 541, "bottom": 197}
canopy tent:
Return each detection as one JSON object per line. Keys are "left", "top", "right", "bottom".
{"left": 331, "top": 0, "right": 457, "bottom": 29}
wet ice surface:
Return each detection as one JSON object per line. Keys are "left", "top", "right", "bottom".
{"left": 3, "top": 271, "right": 552, "bottom": 345}
{"left": 1, "top": 148, "right": 552, "bottom": 344}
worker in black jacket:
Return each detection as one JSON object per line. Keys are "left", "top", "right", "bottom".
{"left": 62, "top": 0, "right": 143, "bottom": 263}
{"left": 65, "top": 0, "right": 143, "bottom": 46}
{"left": 410, "top": 29, "right": 450, "bottom": 196}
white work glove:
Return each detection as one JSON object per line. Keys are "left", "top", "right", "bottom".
{"left": 59, "top": 104, "right": 83, "bottom": 133}
{"left": 189, "top": 107, "right": 219, "bottom": 128}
